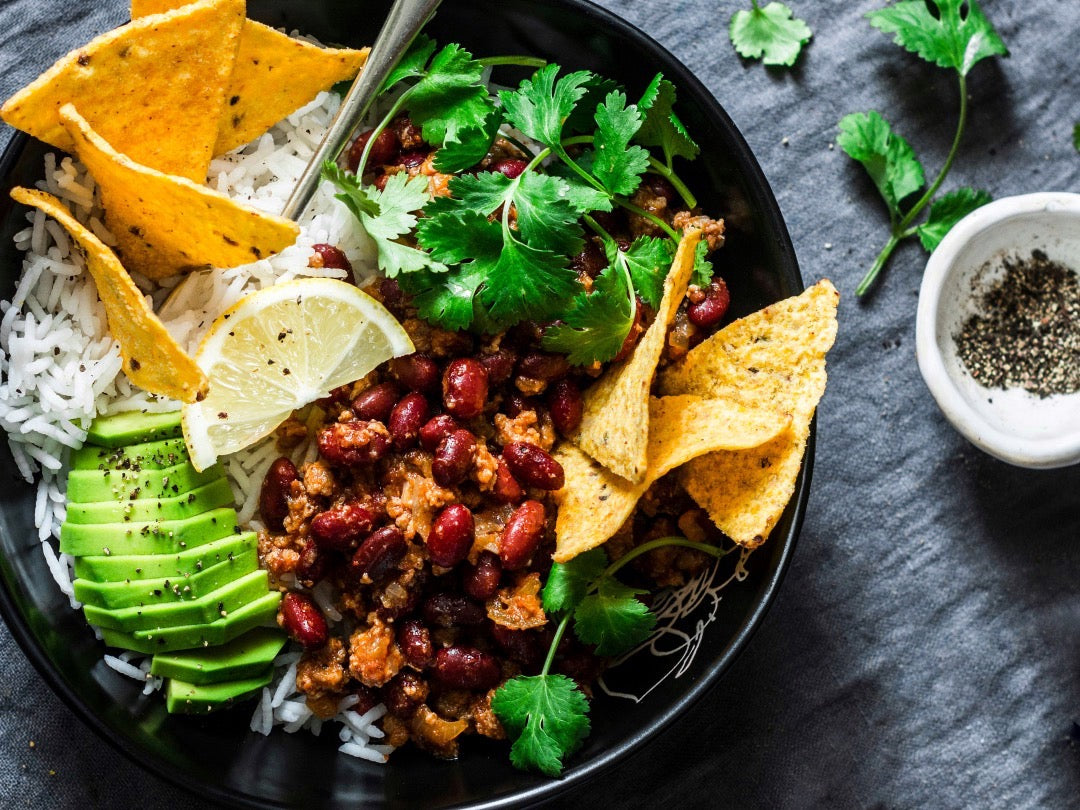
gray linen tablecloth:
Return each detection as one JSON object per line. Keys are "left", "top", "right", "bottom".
{"left": 1, "top": 0, "right": 1078, "bottom": 807}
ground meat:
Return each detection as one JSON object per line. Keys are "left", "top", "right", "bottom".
{"left": 493, "top": 409, "right": 555, "bottom": 451}
{"left": 487, "top": 572, "right": 547, "bottom": 630}
{"left": 295, "top": 637, "right": 348, "bottom": 713}
{"left": 472, "top": 441, "right": 499, "bottom": 491}
{"left": 672, "top": 210, "right": 725, "bottom": 251}
{"left": 257, "top": 531, "right": 301, "bottom": 580}
{"left": 471, "top": 689, "right": 506, "bottom": 740}
{"left": 628, "top": 185, "right": 672, "bottom": 238}
{"left": 370, "top": 541, "right": 426, "bottom": 617}
{"left": 302, "top": 460, "right": 335, "bottom": 498}
{"left": 400, "top": 317, "right": 473, "bottom": 357}
{"left": 349, "top": 614, "right": 405, "bottom": 688}
{"left": 282, "top": 479, "right": 319, "bottom": 534}
{"left": 384, "top": 452, "right": 458, "bottom": 541}
{"left": 382, "top": 714, "right": 411, "bottom": 748}
{"left": 275, "top": 416, "right": 308, "bottom": 449}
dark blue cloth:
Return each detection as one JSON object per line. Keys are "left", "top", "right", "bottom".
{"left": 2, "top": 1, "right": 1079, "bottom": 806}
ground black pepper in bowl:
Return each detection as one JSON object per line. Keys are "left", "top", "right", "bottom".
{"left": 954, "top": 250, "right": 1080, "bottom": 398}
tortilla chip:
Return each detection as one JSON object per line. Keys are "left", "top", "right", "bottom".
{"left": 1, "top": 0, "right": 243, "bottom": 181}
{"left": 569, "top": 229, "right": 701, "bottom": 483}
{"left": 131, "top": 1, "right": 369, "bottom": 154}
{"left": 553, "top": 394, "right": 789, "bottom": 562}
{"left": 59, "top": 104, "right": 300, "bottom": 280}
{"left": 11, "top": 188, "right": 208, "bottom": 403}
{"left": 659, "top": 280, "right": 840, "bottom": 547}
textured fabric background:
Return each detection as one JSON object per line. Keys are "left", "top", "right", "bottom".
{"left": 1, "top": 1, "right": 1078, "bottom": 807}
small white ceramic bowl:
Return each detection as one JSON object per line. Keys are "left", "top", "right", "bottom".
{"left": 916, "top": 191, "right": 1080, "bottom": 469}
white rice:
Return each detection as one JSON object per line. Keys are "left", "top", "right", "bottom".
{"left": 1, "top": 88, "right": 389, "bottom": 760}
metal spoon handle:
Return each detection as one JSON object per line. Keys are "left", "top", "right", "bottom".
{"left": 281, "top": 0, "right": 442, "bottom": 221}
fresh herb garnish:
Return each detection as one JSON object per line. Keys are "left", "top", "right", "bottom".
{"left": 729, "top": 1, "right": 812, "bottom": 67}
{"left": 1073, "top": 122, "right": 1080, "bottom": 153}
{"left": 841, "top": 0, "right": 1007, "bottom": 296}
{"left": 492, "top": 538, "right": 733, "bottom": 776}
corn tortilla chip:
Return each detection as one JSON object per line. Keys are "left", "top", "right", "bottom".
{"left": 59, "top": 105, "right": 300, "bottom": 280}
{"left": 11, "top": 188, "right": 208, "bottom": 403}
{"left": 569, "top": 229, "right": 701, "bottom": 484}
{"left": 131, "top": 1, "right": 369, "bottom": 154}
{"left": 1, "top": 0, "right": 243, "bottom": 182}
{"left": 659, "top": 280, "right": 840, "bottom": 547}
{"left": 553, "top": 394, "right": 789, "bottom": 562}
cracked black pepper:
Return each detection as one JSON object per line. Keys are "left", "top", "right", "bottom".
{"left": 954, "top": 250, "right": 1080, "bottom": 397}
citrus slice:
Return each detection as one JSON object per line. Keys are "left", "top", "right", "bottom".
{"left": 182, "top": 278, "right": 413, "bottom": 471}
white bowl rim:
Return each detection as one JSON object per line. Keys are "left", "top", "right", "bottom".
{"left": 915, "top": 191, "right": 1080, "bottom": 469}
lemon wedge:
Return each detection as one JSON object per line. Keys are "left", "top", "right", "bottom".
{"left": 182, "top": 278, "right": 413, "bottom": 471}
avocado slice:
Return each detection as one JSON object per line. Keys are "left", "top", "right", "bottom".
{"left": 67, "top": 461, "right": 225, "bottom": 504}
{"left": 73, "top": 436, "right": 188, "bottom": 472}
{"left": 85, "top": 410, "right": 183, "bottom": 448}
{"left": 60, "top": 509, "right": 240, "bottom": 557}
{"left": 73, "top": 532, "right": 257, "bottom": 582}
{"left": 64, "top": 478, "right": 234, "bottom": 525}
{"left": 150, "top": 628, "right": 287, "bottom": 685}
{"left": 100, "top": 591, "right": 281, "bottom": 654}
{"left": 83, "top": 569, "right": 271, "bottom": 632}
{"left": 73, "top": 548, "right": 258, "bottom": 609}
{"left": 165, "top": 669, "right": 273, "bottom": 714}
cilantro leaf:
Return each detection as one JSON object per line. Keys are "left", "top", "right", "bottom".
{"left": 1073, "top": 122, "right": 1080, "bottom": 153}
{"left": 478, "top": 235, "right": 579, "bottom": 327}
{"left": 513, "top": 173, "right": 586, "bottom": 255}
{"left": 867, "top": 0, "right": 1007, "bottom": 77}
{"left": 408, "top": 43, "right": 495, "bottom": 149}
{"left": 573, "top": 578, "right": 657, "bottom": 656}
{"left": 556, "top": 172, "right": 614, "bottom": 214}
{"left": 636, "top": 75, "right": 699, "bottom": 165}
{"left": 616, "top": 236, "right": 672, "bottom": 310}
{"left": 564, "top": 75, "right": 622, "bottom": 135}
{"left": 500, "top": 65, "right": 594, "bottom": 146}
{"left": 691, "top": 239, "right": 713, "bottom": 288}
{"left": 398, "top": 264, "right": 485, "bottom": 332}
{"left": 730, "top": 2, "right": 813, "bottom": 67}
{"left": 542, "top": 260, "right": 634, "bottom": 366}
{"left": 433, "top": 109, "right": 502, "bottom": 173}
{"left": 381, "top": 34, "right": 438, "bottom": 90}
{"left": 542, "top": 548, "right": 608, "bottom": 614}
{"left": 323, "top": 165, "right": 445, "bottom": 277}
{"left": 915, "top": 187, "right": 991, "bottom": 251}
{"left": 837, "top": 111, "right": 925, "bottom": 217}
{"left": 491, "top": 674, "right": 591, "bottom": 777}
{"left": 584, "top": 91, "right": 649, "bottom": 197}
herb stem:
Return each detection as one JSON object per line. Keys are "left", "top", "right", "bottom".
{"left": 599, "top": 536, "right": 732, "bottom": 585}
{"left": 856, "top": 233, "right": 900, "bottom": 296}
{"left": 356, "top": 87, "right": 415, "bottom": 178}
{"left": 478, "top": 55, "right": 548, "bottom": 69}
{"left": 560, "top": 135, "right": 593, "bottom": 148}
{"left": 646, "top": 158, "right": 697, "bottom": 209}
{"left": 898, "top": 74, "right": 968, "bottom": 232}
{"left": 553, "top": 145, "right": 607, "bottom": 194}
{"left": 615, "top": 198, "right": 680, "bottom": 241}
{"left": 542, "top": 614, "right": 573, "bottom": 676}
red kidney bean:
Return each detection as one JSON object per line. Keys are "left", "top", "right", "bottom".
{"left": 442, "top": 358, "right": 488, "bottom": 419}
{"left": 490, "top": 623, "right": 545, "bottom": 668}
{"left": 379, "top": 277, "right": 404, "bottom": 311}
{"left": 419, "top": 414, "right": 460, "bottom": 451}
{"left": 259, "top": 457, "right": 297, "bottom": 531}
{"left": 385, "top": 670, "right": 429, "bottom": 719}
{"left": 499, "top": 500, "right": 546, "bottom": 570}
{"left": 388, "top": 392, "right": 429, "bottom": 449}
{"left": 432, "top": 429, "right": 476, "bottom": 487}
{"left": 517, "top": 352, "right": 569, "bottom": 383}
{"left": 491, "top": 158, "right": 527, "bottom": 179}
{"left": 346, "top": 128, "right": 399, "bottom": 172}
{"left": 351, "top": 526, "right": 406, "bottom": 582}
{"left": 433, "top": 646, "right": 501, "bottom": 690}
{"left": 503, "top": 392, "right": 534, "bottom": 419}
{"left": 351, "top": 382, "right": 399, "bottom": 423}
{"left": 310, "top": 500, "right": 379, "bottom": 550}
{"left": 352, "top": 684, "right": 380, "bottom": 717}
{"left": 398, "top": 150, "right": 428, "bottom": 170}
{"left": 463, "top": 551, "right": 502, "bottom": 601}
{"left": 641, "top": 173, "right": 678, "bottom": 205}
{"left": 423, "top": 593, "right": 486, "bottom": 628}
{"left": 570, "top": 239, "right": 607, "bottom": 280}
{"left": 547, "top": 378, "right": 583, "bottom": 435}
{"left": 478, "top": 349, "right": 517, "bottom": 386}
{"left": 502, "top": 443, "right": 565, "bottom": 490}
{"left": 491, "top": 460, "right": 525, "bottom": 504}
{"left": 687, "top": 278, "right": 731, "bottom": 329}
{"left": 426, "top": 503, "right": 474, "bottom": 567}
{"left": 612, "top": 298, "right": 646, "bottom": 363}
{"left": 373, "top": 172, "right": 390, "bottom": 191}
{"left": 557, "top": 648, "right": 604, "bottom": 684}
{"left": 295, "top": 538, "right": 326, "bottom": 585}
{"left": 317, "top": 420, "right": 390, "bottom": 467}
{"left": 398, "top": 619, "right": 434, "bottom": 669}
{"left": 390, "top": 354, "right": 440, "bottom": 392}
{"left": 310, "top": 244, "right": 352, "bottom": 273}
{"left": 280, "top": 592, "right": 328, "bottom": 649}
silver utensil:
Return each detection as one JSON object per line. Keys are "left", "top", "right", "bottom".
{"left": 281, "top": 0, "right": 442, "bottom": 221}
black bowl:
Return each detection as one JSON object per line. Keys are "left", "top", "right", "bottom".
{"left": 0, "top": 0, "right": 805, "bottom": 806}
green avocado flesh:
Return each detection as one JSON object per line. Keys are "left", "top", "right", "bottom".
{"left": 165, "top": 669, "right": 273, "bottom": 714}
{"left": 59, "top": 509, "right": 240, "bottom": 557}
{"left": 83, "top": 569, "right": 271, "bottom": 632}
{"left": 64, "top": 477, "right": 234, "bottom": 525}
{"left": 73, "top": 532, "right": 257, "bottom": 582}
{"left": 99, "top": 591, "right": 282, "bottom": 654}
{"left": 72, "top": 436, "right": 189, "bottom": 471}
{"left": 67, "top": 461, "right": 225, "bottom": 504}
{"left": 85, "top": 410, "right": 183, "bottom": 448}
{"left": 150, "top": 627, "right": 286, "bottom": 685}
{"left": 73, "top": 548, "right": 258, "bottom": 609}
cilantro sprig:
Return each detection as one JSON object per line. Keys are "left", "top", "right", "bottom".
{"left": 841, "top": 0, "right": 1007, "bottom": 296}
{"left": 729, "top": 1, "right": 812, "bottom": 67}
{"left": 492, "top": 537, "right": 733, "bottom": 776}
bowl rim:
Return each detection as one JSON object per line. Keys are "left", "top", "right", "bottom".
{"left": 915, "top": 191, "right": 1080, "bottom": 469}
{"left": 0, "top": 0, "right": 808, "bottom": 805}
